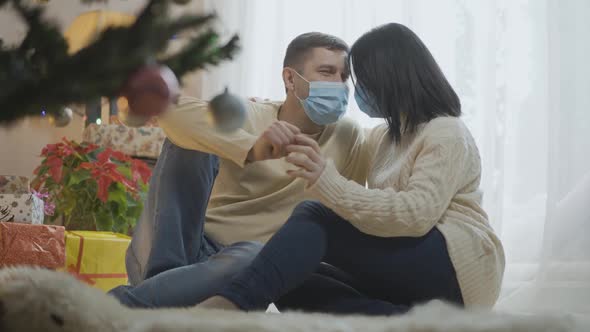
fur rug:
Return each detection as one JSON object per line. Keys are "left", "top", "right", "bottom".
{"left": 0, "top": 267, "right": 587, "bottom": 332}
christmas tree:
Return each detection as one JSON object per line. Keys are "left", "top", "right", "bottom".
{"left": 0, "top": 0, "right": 240, "bottom": 126}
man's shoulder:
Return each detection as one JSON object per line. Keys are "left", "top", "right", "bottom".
{"left": 175, "top": 95, "right": 207, "bottom": 110}
{"left": 176, "top": 96, "right": 281, "bottom": 115}
{"left": 248, "top": 100, "right": 282, "bottom": 113}
{"left": 246, "top": 100, "right": 282, "bottom": 124}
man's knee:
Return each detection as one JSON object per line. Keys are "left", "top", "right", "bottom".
{"left": 237, "top": 240, "right": 264, "bottom": 258}
{"left": 220, "top": 241, "right": 264, "bottom": 269}
{"left": 160, "top": 139, "right": 219, "bottom": 172}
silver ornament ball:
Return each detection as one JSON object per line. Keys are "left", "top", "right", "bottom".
{"left": 51, "top": 107, "right": 73, "bottom": 127}
{"left": 208, "top": 88, "right": 246, "bottom": 132}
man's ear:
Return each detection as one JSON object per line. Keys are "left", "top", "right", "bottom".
{"left": 282, "top": 68, "right": 295, "bottom": 93}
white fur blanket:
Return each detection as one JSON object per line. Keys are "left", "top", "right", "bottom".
{"left": 0, "top": 267, "right": 587, "bottom": 332}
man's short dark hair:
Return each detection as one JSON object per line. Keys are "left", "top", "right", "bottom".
{"left": 283, "top": 32, "right": 349, "bottom": 72}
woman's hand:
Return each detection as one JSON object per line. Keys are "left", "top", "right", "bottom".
{"left": 286, "top": 135, "right": 326, "bottom": 185}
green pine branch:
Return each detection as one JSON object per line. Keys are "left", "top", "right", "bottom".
{"left": 0, "top": 0, "right": 240, "bottom": 125}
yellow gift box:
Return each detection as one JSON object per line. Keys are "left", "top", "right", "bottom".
{"left": 62, "top": 231, "right": 130, "bottom": 292}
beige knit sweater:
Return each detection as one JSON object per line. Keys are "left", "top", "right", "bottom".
{"left": 307, "top": 117, "right": 505, "bottom": 308}
{"left": 159, "top": 96, "right": 366, "bottom": 245}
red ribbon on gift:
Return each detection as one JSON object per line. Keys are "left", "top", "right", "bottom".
{"left": 67, "top": 264, "right": 97, "bottom": 285}
{"left": 66, "top": 231, "right": 128, "bottom": 286}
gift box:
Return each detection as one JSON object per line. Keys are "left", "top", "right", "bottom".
{"left": 63, "top": 231, "right": 131, "bottom": 291}
{"left": 0, "top": 222, "right": 65, "bottom": 269}
{"left": 82, "top": 123, "right": 165, "bottom": 159}
{"left": 0, "top": 175, "right": 30, "bottom": 194}
{"left": 0, "top": 193, "right": 44, "bottom": 224}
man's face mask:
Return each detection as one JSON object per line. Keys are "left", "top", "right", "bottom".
{"left": 291, "top": 69, "right": 349, "bottom": 125}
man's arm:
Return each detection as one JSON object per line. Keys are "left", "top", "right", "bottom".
{"left": 158, "top": 96, "right": 257, "bottom": 167}
{"left": 159, "top": 96, "right": 300, "bottom": 167}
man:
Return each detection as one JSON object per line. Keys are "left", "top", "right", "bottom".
{"left": 109, "top": 32, "right": 367, "bottom": 309}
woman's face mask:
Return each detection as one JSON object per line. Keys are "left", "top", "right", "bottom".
{"left": 354, "top": 84, "right": 382, "bottom": 118}
{"left": 291, "top": 69, "right": 349, "bottom": 125}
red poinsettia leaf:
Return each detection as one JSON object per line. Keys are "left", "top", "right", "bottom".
{"left": 41, "top": 143, "right": 58, "bottom": 157}
{"left": 97, "top": 149, "right": 113, "bottom": 163}
{"left": 110, "top": 150, "right": 131, "bottom": 162}
{"left": 104, "top": 162, "right": 118, "bottom": 171}
{"left": 109, "top": 170, "right": 137, "bottom": 192}
{"left": 96, "top": 176, "right": 113, "bottom": 203}
{"left": 131, "top": 159, "right": 152, "bottom": 184}
{"left": 82, "top": 143, "right": 99, "bottom": 154}
{"left": 46, "top": 156, "right": 64, "bottom": 183}
{"left": 64, "top": 143, "right": 77, "bottom": 158}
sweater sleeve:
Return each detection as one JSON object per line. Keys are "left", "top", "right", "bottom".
{"left": 338, "top": 126, "right": 371, "bottom": 186}
{"left": 158, "top": 97, "right": 258, "bottom": 167}
{"left": 307, "top": 136, "right": 473, "bottom": 237}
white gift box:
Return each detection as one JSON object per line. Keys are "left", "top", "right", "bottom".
{"left": 0, "top": 193, "right": 45, "bottom": 224}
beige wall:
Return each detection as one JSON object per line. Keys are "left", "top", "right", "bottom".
{"left": 0, "top": 0, "right": 204, "bottom": 177}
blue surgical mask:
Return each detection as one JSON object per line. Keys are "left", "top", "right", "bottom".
{"left": 292, "top": 70, "right": 349, "bottom": 125}
{"left": 354, "top": 85, "right": 382, "bottom": 118}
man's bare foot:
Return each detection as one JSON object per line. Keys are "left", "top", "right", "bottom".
{"left": 198, "top": 296, "right": 240, "bottom": 311}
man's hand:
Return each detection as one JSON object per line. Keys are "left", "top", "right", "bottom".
{"left": 285, "top": 135, "right": 326, "bottom": 185}
{"left": 247, "top": 121, "right": 301, "bottom": 162}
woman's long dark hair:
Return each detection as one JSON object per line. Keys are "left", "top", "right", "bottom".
{"left": 350, "top": 23, "right": 461, "bottom": 143}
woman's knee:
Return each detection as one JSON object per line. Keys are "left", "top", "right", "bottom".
{"left": 292, "top": 200, "right": 331, "bottom": 219}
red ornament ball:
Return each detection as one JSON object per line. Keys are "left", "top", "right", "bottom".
{"left": 121, "top": 65, "right": 180, "bottom": 119}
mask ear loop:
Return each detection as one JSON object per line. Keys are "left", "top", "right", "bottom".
{"left": 287, "top": 68, "right": 310, "bottom": 101}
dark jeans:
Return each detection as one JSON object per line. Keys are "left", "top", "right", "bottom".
{"left": 219, "top": 200, "right": 464, "bottom": 316}
{"left": 108, "top": 139, "right": 263, "bottom": 308}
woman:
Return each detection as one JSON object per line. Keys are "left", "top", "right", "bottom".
{"left": 200, "top": 23, "right": 505, "bottom": 315}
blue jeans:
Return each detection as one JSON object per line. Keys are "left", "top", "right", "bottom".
{"left": 109, "top": 139, "right": 263, "bottom": 308}
{"left": 219, "top": 201, "right": 464, "bottom": 316}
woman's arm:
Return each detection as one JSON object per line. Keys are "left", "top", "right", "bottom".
{"left": 287, "top": 134, "right": 475, "bottom": 237}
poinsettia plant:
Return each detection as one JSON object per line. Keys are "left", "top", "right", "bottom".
{"left": 31, "top": 138, "right": 151, "bottom": 232}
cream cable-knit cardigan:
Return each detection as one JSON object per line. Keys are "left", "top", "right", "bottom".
{"left": 307, "top": 117, "right": 505, "bottom": 307}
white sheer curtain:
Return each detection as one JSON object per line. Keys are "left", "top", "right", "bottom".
{"left": 200, "top": 0, "right": 590, "bottom": 314}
